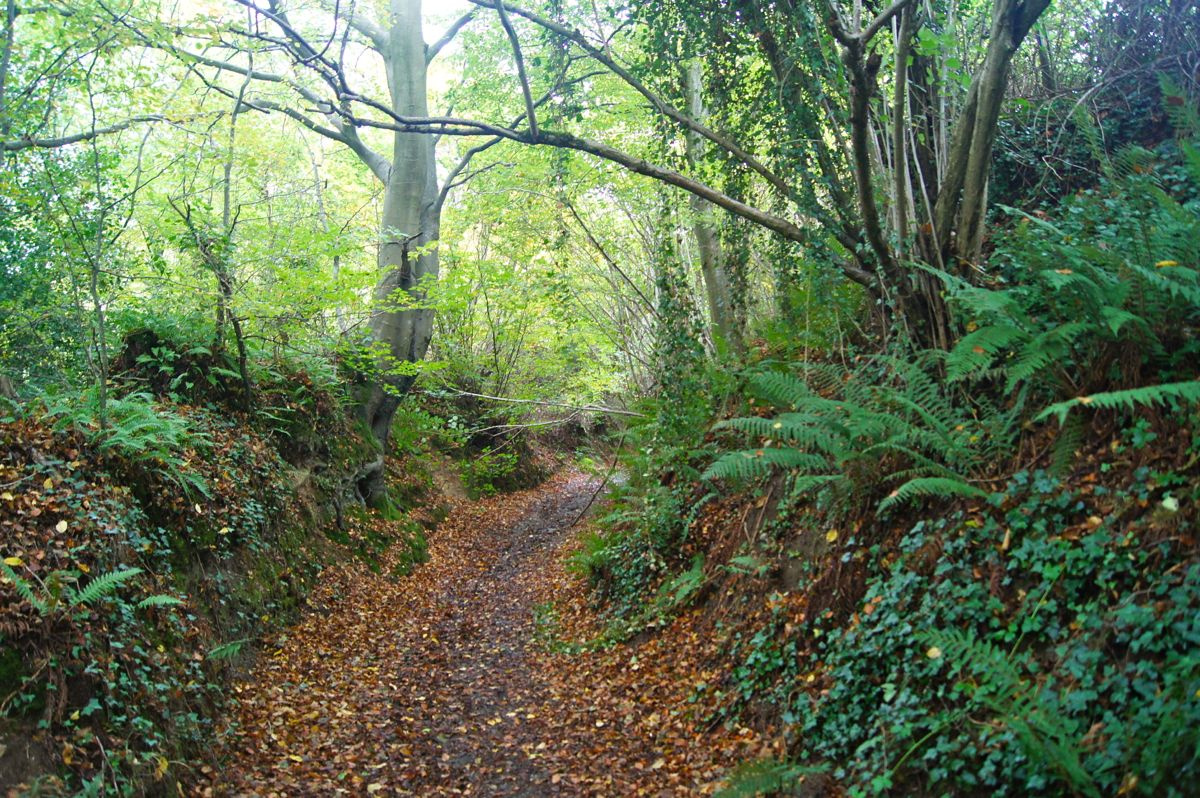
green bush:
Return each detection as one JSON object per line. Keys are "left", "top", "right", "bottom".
{"left": 459, "top": 446, "right": 519, "bottom": 498}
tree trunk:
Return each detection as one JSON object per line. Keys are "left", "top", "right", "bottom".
{"left": 358, "top": 0, "right": 440, "bottom": 505}
{"left": 682, "top": 60, "right": 741, "bottom": 356}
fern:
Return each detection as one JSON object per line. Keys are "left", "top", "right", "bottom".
{"left": 715, "top": 759, "right": 826, "bottom": 797}
{"left": 746, "top": 371, "right": 813, "bottom": 409}
{"left": 1048, "top": 412, "right": 1086, "bottom": 475}
{"left": 703, "top": 448, "right": 828, "bottom": 481}
{"left": 1037, "top": 380, "right": 1200, "bottom": 424}
{"left": 71, "top": 567, "right": 143, "bottom": 607}
{"left": 135, "top": 594, "right": 184, "bottom": 610}
{"left": 1, "top": 560, "right": 49, "bottom": 613}
{"left": 924, "top": 628, "right": 1100, "bottom": 797}
{"left": 878, "top": 477, "right": 987, "bottom": 513}
{"left": 707, "top": 357, "right": 988, "bottom": 513}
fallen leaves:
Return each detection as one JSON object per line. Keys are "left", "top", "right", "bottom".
{"left": 202, "top": 471, "right": 762, "bottom": 796}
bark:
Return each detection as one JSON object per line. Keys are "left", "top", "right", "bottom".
{"left": 358, "top": 0, "right": 441, "bottom": 505}
{"left": 682, "top": 60, "right": 741, "bottom": 356}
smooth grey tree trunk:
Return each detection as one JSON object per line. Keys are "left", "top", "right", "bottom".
{"left": 356, "top": 0, "right": 441, "bottom": 504}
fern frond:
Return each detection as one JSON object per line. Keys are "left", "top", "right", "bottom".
{"left": 715, "top": 759, "right": 825, "bottom": 797}
{"left": 703, "top": 448, "right": 828, "bottom": 481}
{"left": 877, "top": 477, "right": 987, "bottom": 513}
{"left": 1, "top": 560, "right": 48, "bottom": 613}
{"left": 947, "top": 325, "right": 1029, "bottom": 381}
{"left": 1004, "top": 322, "right": 1089, "bottom": 392}
{"left": 789, "top": 474, "right": 843, "bottom": 497}
{"left": 1126, "top": 262, "right": 1200, "bottom": 308}
{"left": 1049, "top": 413, "right": 1086, "bottom": 476}
{"left": 1037, "top": 380, "right": 1200, "bottom": 424}
{"left": 716, "top": 414, "right": 839, "bottom": 451}
{"left": 71, "top": 567, "right": 144, "bottom": 607}
{"left": 135, "top": 594, "right": 184, "bottom": 610}
{"left": 746, "top": 371, "right": 812, "bottom": 409}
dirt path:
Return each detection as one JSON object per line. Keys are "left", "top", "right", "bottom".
{"left": 199, "top": 471, "right": 766, "bottom": 797}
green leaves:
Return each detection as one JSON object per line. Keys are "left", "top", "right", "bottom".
{"left": 705, "top": 358, "right": 988, "bottom": 514}
{"left": 1037, "top": 380, "right": 1200, "bottom": 425}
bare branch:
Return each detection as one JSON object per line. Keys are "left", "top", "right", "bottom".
{"left": 426, "top": 9, "right": 477, "bottom": 64}
{"left": 3, "top": 114, "right": 163, "bottom": 151}
{"left": 493, "top": 0, "right": 538, "bottom": 140}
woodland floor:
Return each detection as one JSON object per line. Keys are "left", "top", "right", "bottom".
{"left": 195, "top": 471, "right": 771, "bottom": 797}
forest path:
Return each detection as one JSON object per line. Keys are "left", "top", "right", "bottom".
{"left": 198, "top": 470, "right": 764, "bottom": 797}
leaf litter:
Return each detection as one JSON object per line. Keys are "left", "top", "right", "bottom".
{"left": 196, "top": 470, "right": 767, "bottom": 796}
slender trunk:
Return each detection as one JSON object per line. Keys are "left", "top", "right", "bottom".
{"left": 682, "top": 60, "right": 740, "bottom": 356}
{"left": 218, "top": 69, "right": 254, "bottom": 408}
{"left": 0, "top": 0, "right": 15, "bottom": 140}
{"left": 933, "top": 0, "right": 1051, "bottom": 269}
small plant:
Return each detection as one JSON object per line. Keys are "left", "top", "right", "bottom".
{"left": 40, "top": 389, "right": 210, "bottom": 495}
{"left": 459, "top": 446, "right": 519, "bottom": 498}
{"left": 0, "top": 559, "right": 179, "bottom": 619}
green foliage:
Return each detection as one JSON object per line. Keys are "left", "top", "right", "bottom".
{"left": 704, "top": 356, "right": 993, "bottom": 515}
{"left": 715, "top": 758, "right": 826, "bottom": 797}
{"left": 459, "top": 446, "right": 519, "bottom": 499}
{"left": 40, "top": 389, "right": 210, "bottom": 496}
{"left": 1039, "top": 380, "right": 1200, "bottom": 425}
{"left": 943, "top": 137, "right": 1200, "bottom": 413}
{"left": 787, "top": 470, "right": 1200, "bottom": 796}
{"left": 0, "top": 562, "right": 178, "bottom": 620}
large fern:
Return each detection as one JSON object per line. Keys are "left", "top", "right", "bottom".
{"left": 943, "top": 127, "right": 1200, "bottom": 407}
{"left": 705, "top": 357, "right": 988, "bottom": 514}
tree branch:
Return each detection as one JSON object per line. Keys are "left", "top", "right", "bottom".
{"left": 468, "top": 0, "right": 795, "bottom": 202}
{"left": 493, "top": 0, "right": 538, "bottom": 140}
{"left": 426, "top": 9, "right": 477, "bottom": 64}
{"left": 2, "top": 114, "right": 163, "bottom": 151}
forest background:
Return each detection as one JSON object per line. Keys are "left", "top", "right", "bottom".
{"left": 1, "top": 0, "right": 1199, "bottom": 793}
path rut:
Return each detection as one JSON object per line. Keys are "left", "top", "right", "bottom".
{"left": 200, "top": 471, "right": 762, "bottom": 797}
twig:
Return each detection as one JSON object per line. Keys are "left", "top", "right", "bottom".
{"left": 567, "top": 431, "right": 626, "bottom": 528}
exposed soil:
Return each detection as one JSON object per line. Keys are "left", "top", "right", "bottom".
{"left": 198, "top": 471, "right": 767, "bottom": 797}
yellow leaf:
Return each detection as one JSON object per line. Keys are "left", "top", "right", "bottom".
{"left": 78, "top": 563, "right": 90, "bottom": 574}
{"left": 55, "top": 520, "right": 68, "bottom": 533}
{"left": 0, "top": 491, "right": 13, "bottom": 501}
{"left": 154, "top": 756, "right": 169, "bottom": 780}
{"left": 218, "top": 527, "right": 231, "bottom": 535}
{"left": 3, "top": 556, "right": 22, "bottom": 567}
{"left": 1156, "top": 260, "right": 1178, "bottom": 268}
{"left": 926, "top": 646, "right": 943, "bottom": 659}
{"left": 43, "top": 478, "right": 54, "bottom": 490}
{"left": 288, "top": 754, "right": 303, "bottom": 762}
{"left": 825, "top": 530, "right": 838, "bottom": 542}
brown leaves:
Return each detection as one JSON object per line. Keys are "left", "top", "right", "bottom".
{"left": 204, "top": 472, "right": 761, "bottom": 796}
